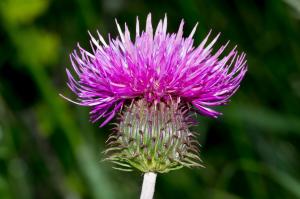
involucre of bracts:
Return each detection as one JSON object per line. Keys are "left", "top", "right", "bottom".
{"left": 104, "top": 98, "right": 203, "bottom": 173}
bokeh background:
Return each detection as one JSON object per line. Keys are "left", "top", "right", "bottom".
{"left": 1, "top": 0, "right": 300, "bottom": 198}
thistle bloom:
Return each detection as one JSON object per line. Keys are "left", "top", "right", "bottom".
{"left": 63, "top": 14, "right": 247, "bottom": 173}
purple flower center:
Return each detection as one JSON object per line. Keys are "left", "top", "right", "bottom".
{"left": 63, "top": 13, "right": 247, "bottom": 127}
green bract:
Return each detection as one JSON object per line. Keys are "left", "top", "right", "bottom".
{"left": 104, "top": 99, "right": 203, "bottom": 173}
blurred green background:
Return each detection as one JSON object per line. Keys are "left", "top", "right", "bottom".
{"left": 1, "top": 0, "right": 300, "bottom": 198}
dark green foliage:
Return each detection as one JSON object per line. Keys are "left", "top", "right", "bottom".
{"left": 0, "top": 0, "right": 300, "bottom": 198}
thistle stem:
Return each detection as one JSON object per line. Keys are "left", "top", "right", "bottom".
{"left": 140, "top": 172, "right": 157, "bottom": 199}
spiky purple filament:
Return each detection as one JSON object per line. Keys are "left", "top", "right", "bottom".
{"left": 64, "top": 14, "right": 247, "bottom": 127}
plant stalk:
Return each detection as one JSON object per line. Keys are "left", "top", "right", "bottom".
{"left": 140, "top": 172, "right": 157, "bottom": 199}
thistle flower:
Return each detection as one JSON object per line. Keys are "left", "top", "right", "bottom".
{"left": 63, "top": 14, "right": 247, "bottom": 173}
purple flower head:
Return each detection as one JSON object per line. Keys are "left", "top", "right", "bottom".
{"left": 64, "top": 13, "right": 247, "bottom": 127}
